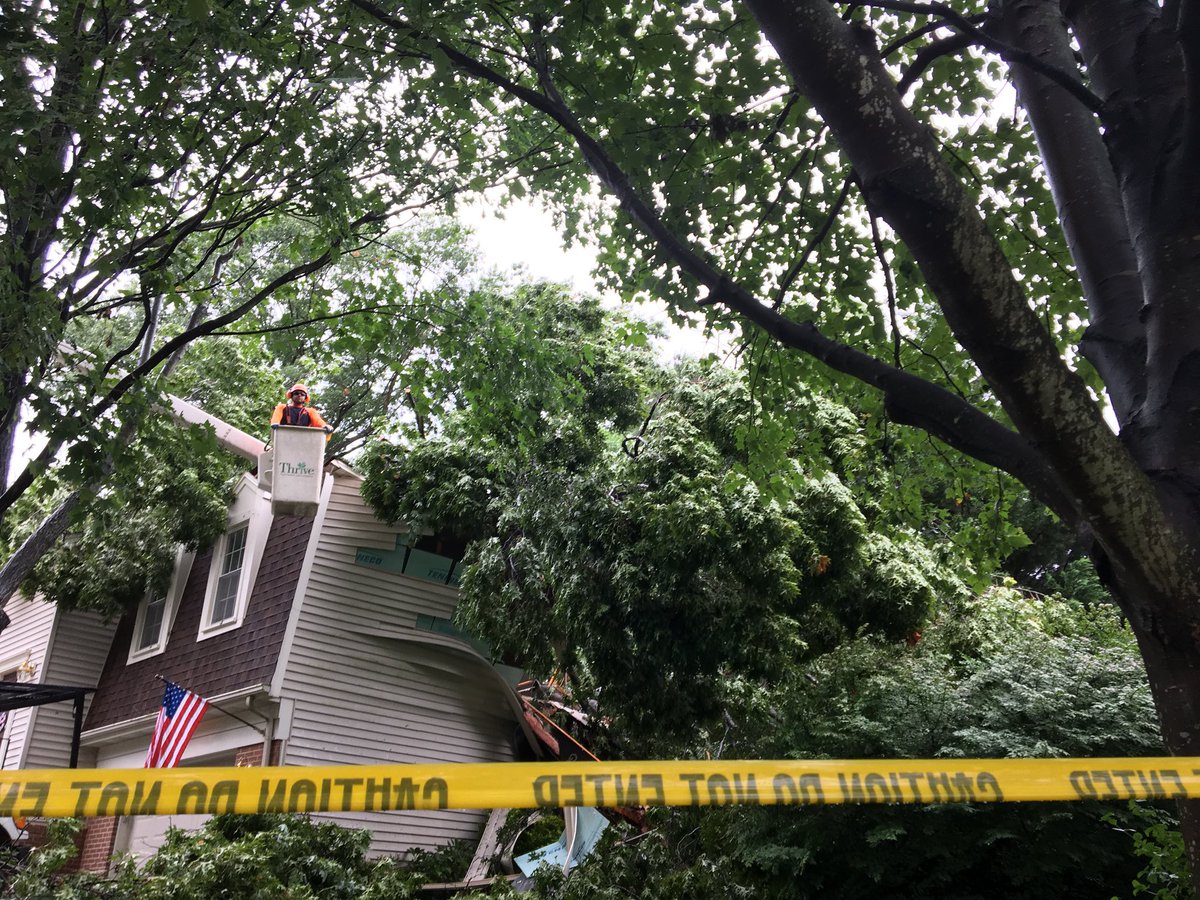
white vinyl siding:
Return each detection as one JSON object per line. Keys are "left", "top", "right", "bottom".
{"left": 0, "top": 598, "right": 113, "bottom": 771}
{"left": 25, "top": 609, "right": 114, "bottom": 770}
{"left": 0, "top": 596, "right": 56, "bottom": 770}
{"left": 275, "top": 471, "right": 520, "bottom": 857}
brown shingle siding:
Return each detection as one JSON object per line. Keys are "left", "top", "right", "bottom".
{"left": 86, "top": 516, "right": 314, "bottom": 729}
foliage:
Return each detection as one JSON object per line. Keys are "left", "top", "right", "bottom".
{"left": 6, "top": 819, "right": 94, "bottom": 899}
{"left": 514, "top": 819, "right": 562, "bottom": 859}
{"left": 636, "top": 591, "right": 1160, "bottom": 899}
{"left": 8, "top": 814, "right": 421, "bottom": 900}
{"left": 769, "top": 587, "right": 1160, "bottom": 759}
{"left": 9, "top": 814, "right": 524, "bottom": 900}
{"left": 0, "top": 0, "right": 456, "bottom": 610}
{"left": 361, "top": 293, "right": 952, "bottom": 741}
{"left": 162, "top": 220, "right": 658, "bottom": 464}
{"left": 172, "top": 219, "right": 492, "bottom": 458}
{"left": 2, "top": 415, "right": 235, "bottom": 617}
{"left": 138, "top": 814, "right": 374, "bottom": 899}
{"left": 335, "top": 0, "right": 1061, "bottom": 413}
{"left": 502, "top": 591, "right": 1167, "bottom": 900}
{"left": 396, "top": 840, "right": 477, "bottom": 888}
{"left": 331, "top": 5, "right": 1200, "bottom": 878}
{"left": 7, "top": 0, "right": 1194, "bottom": 891}
{"left": 1105, "top": 803, "right": 1191, "bottom": 900}
{"left": 1, "top": 219, "right": 514, "bottom": 616}
{"left": 14, "top": 592, "right": 1170, "bottom": 900}
{"left": 0, "top": 0, "right": 417, "bottom": 535}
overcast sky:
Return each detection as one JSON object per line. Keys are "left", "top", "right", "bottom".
{"left": 460, "top": 199, "right": 732, "bottom": 363}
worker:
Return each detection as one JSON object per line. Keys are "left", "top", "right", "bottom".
{"left": 270, "top": 384, "right": 329, "bottom": 431}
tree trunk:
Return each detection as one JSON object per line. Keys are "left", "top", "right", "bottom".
{"left": 1128, "top": 600, "right": 1200, "bottom": 896}
{"left": 742, "top": 0, "right": 1200, "bottom": 886}
{"left": 0, "top": 493, "right": 80, "bottom": 607}
{"left": 996, "top": 0, "right": 1145, "bottom": 426}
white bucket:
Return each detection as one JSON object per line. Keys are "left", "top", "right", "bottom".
{"left": 268, "top": 425, "right": 325, "bottom": 516}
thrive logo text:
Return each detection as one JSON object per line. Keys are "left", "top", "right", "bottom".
{"left": 278, "top": 461, "right": 316, "bottom": 477}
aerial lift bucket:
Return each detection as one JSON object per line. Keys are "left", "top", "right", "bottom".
{"left": 263, "top": 425, "right": 325, "bottom": 516}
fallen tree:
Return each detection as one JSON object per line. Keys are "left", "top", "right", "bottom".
{"left": 341, "top": 0, "right": 1200, "bottom": 879}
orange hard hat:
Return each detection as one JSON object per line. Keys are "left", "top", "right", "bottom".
{"left": 288, "top": 383, "right": 309, "bottom": 397}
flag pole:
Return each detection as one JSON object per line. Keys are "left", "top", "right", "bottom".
{"left": 154, "top": 674, "right": 268, "bottom": 736}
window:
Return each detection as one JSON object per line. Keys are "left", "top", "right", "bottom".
{"left": 137, "top": 596, "right": 167, "bottom": 650}
{"left": 128, "top": 547, "right": 195, "bottom": 663}
{"left": 197, "top": 477, "right": 273, "bottom": 641}
{"left": 209, "top": 524, "right": 248, "bottom": 626}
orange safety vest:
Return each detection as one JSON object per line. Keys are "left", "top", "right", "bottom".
{"left": 270, "top": 403, "right": 328, "bottom": 429}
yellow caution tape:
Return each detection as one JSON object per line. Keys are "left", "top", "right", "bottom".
{"left": 0, "top": 758, "right": 1195, "bottom": 818}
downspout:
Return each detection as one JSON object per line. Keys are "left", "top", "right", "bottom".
{"left": 254, "top": 698, "right": 275, "bottom": 766}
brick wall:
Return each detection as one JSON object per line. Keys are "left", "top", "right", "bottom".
{"left": 68, "top": 740, "right": 282, "bottom": 875}
{"left": 77, "top": 816, "right": 119, "bottom": 874}
{"left": 21, "top": 821, "right": 86, "bottom": 874}
{"left": 235, "top": 739, "right": 282, "bottom": 767}
{"left": 67, "top": 743, "right": 282, "bottom": 875}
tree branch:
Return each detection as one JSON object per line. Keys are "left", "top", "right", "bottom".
{"left": 868, "top": 210, "right": 903, "bottom": 368}
{"left": 897, "top": 32, "right": 975, "bottom": 95}
{"left": 854, "top": 0, "right": 1104, "bottom": 111}
{"left": 735, "top": 144, "right": 814, "bottom": 268}
{"left": 211, "top": 302, "right": 423, "bottom": 336}
{"left": 0, "top": 494, "right": 81, "bottom": 607}
{"left": 774, "top": 173, "right": 855, "bottom": 308}
{"left": 900, "top": 334, "right": 968, "bottom": 399}
{"left": 351, "top": 0, "right": 1076, "bottom": 520}
{"left": 747, "top": 0, "right": 1186, "bottom": 596}
{"left": 0, "top": 212, "right": 384, "bottom": 521}
{"left": 996, "top": 0, "right": 1145, "bottom": 426}
{"left": 879, "top": 15, "right": 985, "bottom": 57}
{"left": 0, "top": 291, "right": 206, "bottom": 608}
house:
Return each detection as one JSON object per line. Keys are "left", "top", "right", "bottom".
{"left": 0, "top": 597, "right": 113, "bottom": 774}
{"left": 0, "top": 457, "right": 535, "bottom": 872}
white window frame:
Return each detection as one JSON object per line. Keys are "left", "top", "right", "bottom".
{"left": 127, "top": 547, "right": 195, "bottom": 663}
{"left": 208, "top": 523, "right": 248, "bottom": 626}
{"left": 198, "top": 478, "right": 272, "bottom": 642}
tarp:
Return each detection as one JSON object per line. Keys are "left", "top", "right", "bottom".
{"left": 515, "top": 807, "right": 609, "bottom": 876}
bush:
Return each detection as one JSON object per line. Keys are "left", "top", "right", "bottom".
{"left": 6, "top": 815, "right": 448, "bottom": 900}
{"left": 509, "top": 590, "right": 1171, "bottom": 900}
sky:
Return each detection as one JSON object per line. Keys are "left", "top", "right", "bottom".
{"left": 459, "top": 199, "right": 733, "bottom": 363}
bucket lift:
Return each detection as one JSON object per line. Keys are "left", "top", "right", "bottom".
{"left": 168, "top": 395, "right": 326, "bottom": 518}
{"left": 259, "top": 425, "right": 326, "bottom": 517}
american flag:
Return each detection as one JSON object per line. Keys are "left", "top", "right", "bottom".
{"left": 144, "top": 681, "right": 209, "bottom": 768}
